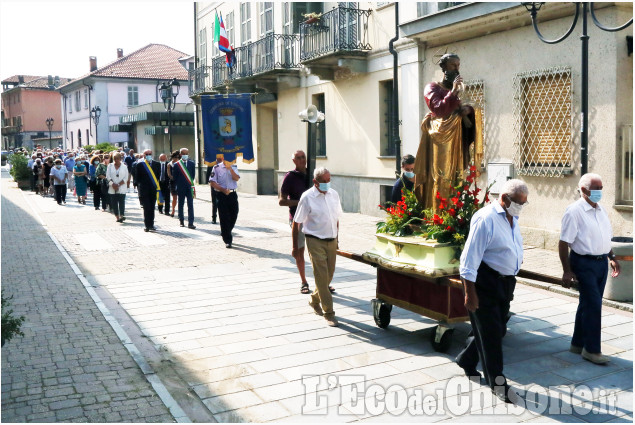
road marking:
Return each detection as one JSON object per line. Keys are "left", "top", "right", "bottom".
{"left": 75, "top": 232, "right": 113, "bottom": 250}
{"left": 124, "top": 229, "right": 168, "bottom": 246}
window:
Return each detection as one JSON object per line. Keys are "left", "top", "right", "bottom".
{"left": 313, "top": 93, "right": 326, "bottom": 156}
{"left": 379, "top": 80, "right": 395, "bottom": 156}
{"left": 240, "top": 2, "right": 252, "bottom": 44}
{"left": 70, "top": 131, "right": 73, "bottom": 148}
{"left": 84, "top": 88, "right": 88, "bottom": 109}
{"left": 283, "top": 3, "right": 291, "bottom": 35}
{"left": 68, "top": 95, "right": 72, "bottom": 114}
{"left": 77, "top": 129, "right": 82, "bottom": 147}
{"left": 86, "top": 129, "right": 89, "bottom": 145}
{"left": 513, "top": 67, "right": 572, "bottom": 177}
{"left": 259, "top": 2, "right": 273, "bottom": 36}
{"left": 463, "top": 80, "right": 485, "bottom": 168}
{"left": 75, "top": 91, "right": 81, "bottom": 112}
{"left": 417, "top": 2, "right": 428, "bottom": 16}
{"left": 338, "top": 2, "right": 359, "bottom": 48}
{"left": 127, "top": 86, "right": 139, "bottom": 106}
{"left": 226, "top": 12, "right": 235, "bottom": 47}
{"left": 199, "top": 27, "right": 207, "bottom": 66}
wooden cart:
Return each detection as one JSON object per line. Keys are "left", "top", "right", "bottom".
{"left": 338, "top": 250, "right": 468, "bottom": 352}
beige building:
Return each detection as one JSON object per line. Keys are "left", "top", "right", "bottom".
{"left": 190, "top": 2, "right": 633, "bottom": 247}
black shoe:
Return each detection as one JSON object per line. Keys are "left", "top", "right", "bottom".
{"left": 188, "top": 224, "right": 196, "bottom": 229}
{"left": 180, "top": 221, "right": 185, "bottom": 227}
{"left": 95, "top": 207, "right": 99, "bottom": 210}
{"left": 148, "top": 226, "right": 157, "bottom": 231}
{"left": 144, "top": 227, "right": 150, "bottom": 232}
{"left": 120, "top": 216, "right": 125, "bottom": 222}
{"left": 212, "top": 219, "right": 217, "bottom": 224}
{"left": 457, "top": 362, "right": 482, "bottom": 379}
{"left": 492, "top": 384, "right": 518, "bottom": 404}
{"left": 225, "top": 243, "right": 232, "bottom": 249}
{"left": 158, "top": 209, "right": 163, "bottom": 214}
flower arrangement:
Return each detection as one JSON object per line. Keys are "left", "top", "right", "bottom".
{"left": 377, "top": 166, "right": 492, "bottom": 257}
{"left": 302, "top": 12, "right": 323, "bottom": 24}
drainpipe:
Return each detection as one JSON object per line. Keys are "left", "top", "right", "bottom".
{"left": 388, "top": 3, "right": 401, "bottom": 178}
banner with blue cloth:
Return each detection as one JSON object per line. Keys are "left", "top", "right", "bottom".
{"left": 201, "top": 94, "right": 253, "bottom": 165}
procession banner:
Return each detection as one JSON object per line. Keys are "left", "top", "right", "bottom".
{"left": 201, "top": 94, "right": 253, "bottom": 165}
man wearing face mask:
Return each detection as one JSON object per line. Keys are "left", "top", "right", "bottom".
{"left": 391, "top": 154, "right": 416, "bottom": 204}
{"left": 172, "top": 148, "right": 196, "bottom": 229}
{"left": 455, "top": 179, "right": 528, "bottom": 404}
{"left": 210, "top": 154, "right": 240, "bottom": 247}
{"left": 133, "top": 149, "right": 162, "bottom": 232}
{"left": 559, "top": 173, "right": 620, "bottom": 365}
{"left": 414, "top": 53, "right": 479, "bottom": 211}
{"left": 292, "top": 167, "right": 343, "bottom": 327}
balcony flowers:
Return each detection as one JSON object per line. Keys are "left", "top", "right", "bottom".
{"left": 377, "top": 166, "right": 492, "bottom": 258}
{"left": 302, "top": 12, "right": 323, "bottom": 24}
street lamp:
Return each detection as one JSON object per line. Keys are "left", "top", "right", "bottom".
{"left": 91, "top": 106, "right": 101, "bottom": 145}
{"left": 521, "top": 2, "right": 632, "bottom": 175}
{"left": 298, "top": 105, "right": 325, "bottom": 189}
{"left": 45, "top": 117, "right": 54, "bottom": 149}
{"left": 158, "top": 78, "right": 180, "bottom": 154}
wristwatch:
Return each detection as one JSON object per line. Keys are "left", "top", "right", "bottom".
{"left": 609, "top": 253, "right": 616, "bottom": 261}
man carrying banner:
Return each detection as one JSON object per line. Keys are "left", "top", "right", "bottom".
{"left": 133, "top": 149, "right": 162, "bottom": 232}
{"left": 172, "top": 148, "right": 197, "bottom": 229}
{"left": 210, "top": 155, "right": 240, "bottom": 248}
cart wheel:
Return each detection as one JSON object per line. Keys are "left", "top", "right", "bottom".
{"left": 430, "top": 326, "right": 454, "bottom": 352}
{"left": 371, "top": 298, "right": 392, "bottom": 328}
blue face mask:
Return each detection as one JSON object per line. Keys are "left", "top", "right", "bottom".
{"left": 145, "top": 155, "right": 153, "bottom": 162}
{"left": 181, "top": 155, "right": 189, "bottom": 161}
{"left": 318, "top": 182, "right": 330, "bottom": 192}
{"left": 403, "top": 171, "right": 415, "bottom": 179}
{"left": 588, "top": 189, "right": 602, "bottom": 203}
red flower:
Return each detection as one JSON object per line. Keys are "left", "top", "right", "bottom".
{"left": 466, "top": 174, "right": 474, "bottom": 183}
{"left": 433, "top": 214, "right": 443, "bottom": 225}
{"left": 456, "top": 201, "right": 464, "bottom": 208}
{"left": 463, "top": 185, "right": 469, "bottom": 191}
{"left": 448, "top": 208, "right": 456, "bottom": 217}
{"left": 439, "top": 199, "right": 447, "bottom": 210}
{"left": 446, "top": 225, "right": 455, "bottom": 232}
{"left": 451, "top": 197, "right": 459, "bottom": 205}
{"left": 473, "top": 198, "right": 479, "bottom": 205}
{"left": 473, "top": 188, "right": 481, "bottom": 195}
{"left": 484, "top": 195, "right": 490, "bottom": 203}
{"left": 458, "top": 217, "right": 465, "bottom": 225}
{"left": 470, "top": 165, "right": 477, "bottom": 172}
{"left": 435, "top": 191, "right": 441, "bottom": 200}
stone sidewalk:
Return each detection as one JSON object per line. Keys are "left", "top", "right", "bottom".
{"left": 2, "top": 172, "right": 633, "bottom": 423}
{"left": 0, "top": 171, "right": 176, "bottom": 423}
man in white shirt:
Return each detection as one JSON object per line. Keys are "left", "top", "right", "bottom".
{"left": 559, "top": 173, "right": 620, "bottom": 365}
{"left": 292, "top": 167, "right": 343, "bottom": 327}
{"left": 455, "top": 179, "right": 528, "bottom": 404}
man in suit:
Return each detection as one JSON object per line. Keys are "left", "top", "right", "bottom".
{"left": 172, "top": 147, "right": 196, "bottom": 229}
{"left": 157, "top": 153, "right": 171, "bottom": 215}
{"left": 133, "top": 148, "right": 162, "bottom": 232}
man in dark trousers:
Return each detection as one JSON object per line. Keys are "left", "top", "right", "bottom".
{"left": 455, "top": 179, "right": 528, "bottom": 404}
{"left": 133, "top": 148, "right": 162, "bottom": 232}
{"left": 210, "top": 154, "right": 240, "bottom": 248}
{"left": 206, "top": 159, "right": 219, "bottom": 224}
{"left": 124, "top": 149, "right": 135, "bottom": 192}
{"left": 157, "top": 153, "right": 171, "bottom": 216}
{"left": 171, "top": 148, "right": 196, "bottom": 229}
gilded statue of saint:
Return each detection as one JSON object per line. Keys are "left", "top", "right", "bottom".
{"left": 414, "top": 53, "right": 481, "bottom": 211}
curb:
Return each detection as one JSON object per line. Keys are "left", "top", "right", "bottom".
{"left": 516, "top": 277, "right": 633, "bottom": 313}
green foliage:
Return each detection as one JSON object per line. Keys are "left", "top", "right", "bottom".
{"left": 8, "top": 153, "right": 32, "bottom": 181}
{"left": 1, "top": 290, "right": 24, "bottom": 347}
{"left": 94, "top": 142, "right": 117, "bottom": 152}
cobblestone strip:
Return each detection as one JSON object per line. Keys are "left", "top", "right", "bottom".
{"left": 0, "top": 172, "right": 179, "bottom": 423}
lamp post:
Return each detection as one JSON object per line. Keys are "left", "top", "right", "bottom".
{"left": 45, "top": 117, "right": 54, "bottom": 149}
{"left": 158, "top": 78, "right": 180, "bottom": 154}
{"left": 91, "top": 106, "right": 101, "bottom": 145}
{"left": 521, "top": 2, "right": 632, "bottom": 175}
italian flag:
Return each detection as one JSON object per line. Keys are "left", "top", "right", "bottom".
{"left": 214, "top": 12, "right": 232, "bottom": 53}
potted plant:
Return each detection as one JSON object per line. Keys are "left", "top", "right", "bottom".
{"left": 8, "top": 153, "right": 32, "bottom": 189}
{"left": 303, "top": 12, "right": 322, "bottom": 25}
{"left": 1, "top": 290, "right": 25, "bottom": 347}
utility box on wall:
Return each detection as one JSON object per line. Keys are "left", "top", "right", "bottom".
{"left": 487, "top": 162, "right": 514, "bottom": 195}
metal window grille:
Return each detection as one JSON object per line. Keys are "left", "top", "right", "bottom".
{"left": 513, "top": 67, "right": 573, "bottom": 177}
{"left": 462, "top": 80, "right": 485, "bottom": 168}
{"left": 620, "top": 124, "right": 633, "bottom": 204}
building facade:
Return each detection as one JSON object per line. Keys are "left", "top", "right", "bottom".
{"left": 57, "top": 45, "right": 194, "bottom": 153}
{"left": 1, "top": 75, "right": 70, "bottom": 150}
{"left": 190, "top": 2, "right": 633, "bottom": 247}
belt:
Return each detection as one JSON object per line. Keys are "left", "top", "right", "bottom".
{"left": 305, "top": 234, "right": 336, "bottom": 242}
{"left": 215, "top": 189, "right": 236, "bottom": 193}
{"left": 571, "top": 251, "right": 608, "bottom": 261}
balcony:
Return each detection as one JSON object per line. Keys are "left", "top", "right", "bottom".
{"left": 189, "top": 33, "right": 301, "bottom": 97}
{"left": 299, "top": 6, "right": 372, "bottom": 80}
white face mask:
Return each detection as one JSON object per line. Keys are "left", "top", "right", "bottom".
{"left": 506, "top": 200, "right": 524, "bottom": 217}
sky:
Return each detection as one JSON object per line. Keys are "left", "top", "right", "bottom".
{"left": 0, "top": 1, "right": 195, "bottom": 81}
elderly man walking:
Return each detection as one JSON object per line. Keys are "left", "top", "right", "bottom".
{"left": 210, "top": 155, "right": 240, "bottom": 248}
{"left": 133, "top": 149, "right": 161, "bottom": 232}
{"left": 455, "top": 179, "right": 528, "bottom": 404}
{"left": 172, "top": 148, "right": 196, "bottom": 229}
{"left": 292, "top": 167, "right": 343, "bottom": 327}
{"left": 559, "top": 173, "right": 621, "bottom": 365}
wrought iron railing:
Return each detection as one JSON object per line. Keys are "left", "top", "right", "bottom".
{"left": 300, "top": 6, "right": 372, "bottom": 61}
{"left": 189, "top": 33, "right": 300, "bottom": 96}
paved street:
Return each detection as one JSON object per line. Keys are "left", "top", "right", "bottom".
{"left": 1, "top": 169, "right": 632, "bottom": 422}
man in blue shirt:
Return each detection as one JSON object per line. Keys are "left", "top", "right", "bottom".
{"left": 455, "top": 179, "right": 528, "bottom": 404}
{"left": 64, "top": 152, "right": 76, "bottom": 195}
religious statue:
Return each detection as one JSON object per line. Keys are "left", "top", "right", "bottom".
{"left": 414, "top": 53, "right": 482, "bottom": 211}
